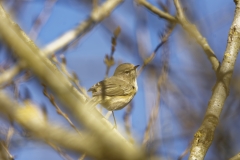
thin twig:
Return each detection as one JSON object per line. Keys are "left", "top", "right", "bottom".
{"left": 6, "top": 126, "right": 14, "bottom": 148}
{"left": 78, "top": 153, "right": 86, "bottom": 160}
{"left": 42, "top": 84, "right": 82, "bottom": 136}
{"left": 138, "top": 0, "right": 220, "bottom": 73}
{"left": 104, "top": 27, "right": 121, "bottom": 78}
{"left": 48, "top": 142, "right": 73, "bottom": 160}
{"left": 52, "top": 54, "right": 89, "bottom": 98}
{"left": 0, "top": 142, "right": 14, "bottom": 160}
{"left": 29, "top": 0, "right": 57, "bottom": 41}
{"left": 136, "top": 0, "right": 177, "bottom": 22}
{"left": 42, "top": 0, "right": 124, "bottom": 56}
{"left": 138, "top": 24, "right": 175, "bottom": 75}
{"left": 173, "top": 0, "right": 220, "bottom": 73}
{"left": 178, "top": 144, "right": 191, "bottom": 160}
{"left": 0, "top": 0, "right": 124, "bottom": 89}
{"left": 142, "top": 32, "right": 170, "bottom": 147}
{"left": 142, "top": 75, "right": 161, "bottom": 146}
{"left": 0, "top": 63, "right": 24, "bottom": 87}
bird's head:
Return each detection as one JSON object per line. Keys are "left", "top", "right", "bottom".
{"left": 113, "top": 63, "right": 139, "bottom": 80}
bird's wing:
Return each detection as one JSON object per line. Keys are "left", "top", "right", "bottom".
{"left": 88, "top": 77, "right": 134, "bottom": 96}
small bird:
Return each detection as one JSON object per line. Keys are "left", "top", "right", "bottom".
{"left": 88, "top": 63, "right": 139, "bottom": 127}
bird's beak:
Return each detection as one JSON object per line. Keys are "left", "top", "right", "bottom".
{"left": 134, "top": 65, "right": 140, "bottom": 69}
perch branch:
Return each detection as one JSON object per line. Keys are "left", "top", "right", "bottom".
{"left": 0, "top": 4, "right": 144, "bottom": 160}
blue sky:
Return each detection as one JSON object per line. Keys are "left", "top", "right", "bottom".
{"left": 1, "top": 0, "right": 239, "bottom": 159}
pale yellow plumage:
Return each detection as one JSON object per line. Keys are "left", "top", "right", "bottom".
{"left": 88, "top": 63, "right": 139, "bottom": 111}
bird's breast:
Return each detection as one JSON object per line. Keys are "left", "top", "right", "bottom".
{"left": 100, "top": 95, "right": 135, "bottom": 111}
{"left": 133, "top": 79, "right": 138, "bottom": 92}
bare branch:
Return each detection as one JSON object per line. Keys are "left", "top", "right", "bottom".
{"left": 189, "top": 1, "right": 240, "bottom": 159}
{"left": 178, "top": 145, "right": 191, "bottom": 160}
{"left": 230, "top": 152, "right": 240, "bottom": 160}
{"left": 6, "top": 126, "right": 14, "bottom": 148}
{"left": 42, "top": 0, "right": 123, "bottom": 56}
{"left": 104, "top": 26, "right": 121, "bottom": 78}
{"left": 29, "top": 0, "right": 57, "bottom": 41}
{"left": 0, "top": 91, "right": 130, "bottom": 159}
{"left": 0, "top": 0, "right": 123, "bottom": 88}
{"left": 0, "top": 63, "right": 24, "bottom": 86}
{"left": 136, "top": 0, "right": 177, "bottom": 22}
{"left": 47, "top": 142, "right": 74, "bottom": 160}
{"left": 78, "top": 153, "right": 86, "bottom": 160}
{"left": 137, "top": 0, "right": 220, "bottom": 73}
{"left": 42, "top": 84, "right": 82, "bottom": 135}
{"left": 0, "top": 4, "right": 144, "bottom": 160}
{"left": 53, "top": 54, "right": 89, "bottom": 98}
{"left": 142, "top": 45, "right": 169, "bottom": 146}
{"left": 173, "top": 0, "right": 220, "bottom": 73}
{"left": 142, "top": 75, "right": 161, "bottom": 146}
{"left": 138, "top": 24, "right": 175, "bottom": 75}
{"left": 0, "top": 141, "right": 14, "bottom": 160}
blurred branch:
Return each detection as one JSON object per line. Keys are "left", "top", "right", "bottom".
{"left": 104, "top": 26, "right": 121, "bottom": 78}
{"left": 102, "top": 18, "right": 137, "bottom": 55}
{"left": 42, "top": 0, "right": 123, "bottom": 56}
{"left": 0, "top": 91, "right": 132, "bottom": 159}
{"left": 142, "top": 74, "right": 162, "bottom": 146}
{"left": 230, "top": 152, "right": 240, "bottom": 160}
{"left": 52, "top": 54, "right": 89, "bottom": 98}
{"left": 0, "top": 141, "right": 14, "bottom": 160}
{"left": 6, "top": 126, "right": 14, "bottom": 148}
{"left": 42, "top": 84, "right": 82, "bottom": 135}
{"left": 0, "top": 4, "right": 144, "bottom": 160}
{"left": 178, "top": 145, "right": 190, "bottom": 160}
{"left": 92, "top": 0, "right": 99, "bottom": 10}
{"left": 137, "top": 0, "right": 220, "bottom": 73}
{"left": 189, "top": 1, "right": 240, "bottom": 159}
{"left": 0, "top": 62, "right": 24, "bottom": 87}
{"left": 78, "top": 154, "right": 86, "bottom": 160}
{"left": 29, "top": 0, "right": 57, "bottom": 41}
{"left": 142, "top": 52, "right": 168, "bottom": 146}
{"left": 0, "top": 0, "right": 123, "bottom": 90}
{"left": 138, "top": 24, "right": 175, "bottom": 75}
{"left": 136, "top": 0, "right": 176, "bottom": 22}
{"left": 173, "top": 0, "right": 220, "bottom": 73}
{"left": 48, "top": 142, "right": 73, "bottom": 160}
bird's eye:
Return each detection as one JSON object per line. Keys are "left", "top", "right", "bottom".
{"left": 125, "top": 71, "right": 130, "bottom": 75}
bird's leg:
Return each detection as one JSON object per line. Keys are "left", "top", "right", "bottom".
{"left": 112, "top": 111, "right": 117, "bottom": 129}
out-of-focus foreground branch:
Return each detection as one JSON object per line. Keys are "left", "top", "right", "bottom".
{"left": 230, "top": 152, "right": 240, "bottom": 160}
{"left": 0, "top": 0, "right": 123, "bottom": 87}
{"left": 189, "top": 1, "right": 240, "bottom": 159}
{"left": 0, "top": 91, "right": 128, "bottom": 159}
{"left": 0, "top": 62, "right": 24, "bottom": 86}
{"left": 0, "top": 3, "right": 145, "bottom": 160}
{"left": 136, "top": 0, "right": 220, "bottom": 73}
{"left": 42, "top": 0, "right": 124, "bottom": 56}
